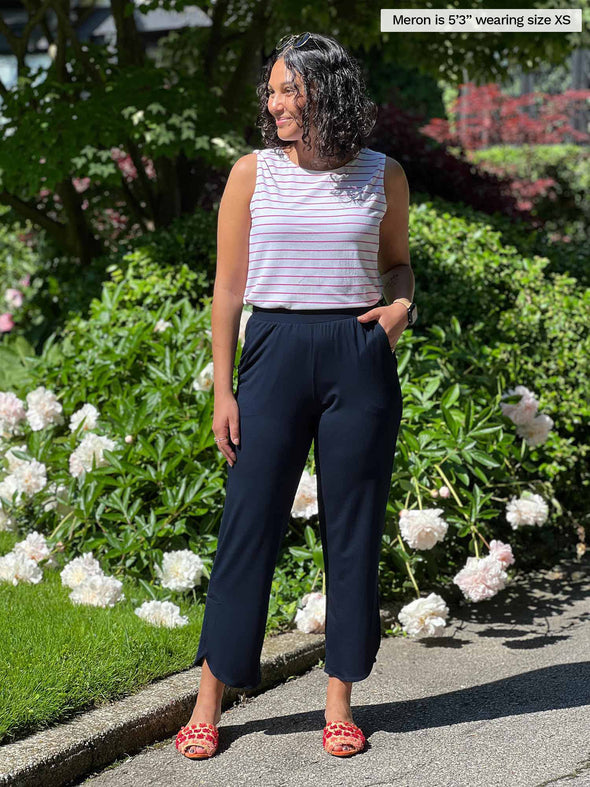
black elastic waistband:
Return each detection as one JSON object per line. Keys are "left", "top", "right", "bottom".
{"left": 252, "top": 299, "right": 384, "bottom": 316}
{"left": 250, "top": 300, "right": 384, "bottom": 324}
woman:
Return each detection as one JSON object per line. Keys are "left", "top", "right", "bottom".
{"left": 175, "top": 31, "right": 416, "bottom": 760}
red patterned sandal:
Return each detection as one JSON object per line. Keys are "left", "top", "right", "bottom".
{"left": 175, "top": 722, "right": 219, "bottom": 759}
{"left": 323, "top": 720, "right": 366, "bottom": 756}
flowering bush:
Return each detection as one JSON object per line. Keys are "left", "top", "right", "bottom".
{"left": 409, "top": 205, "right": 588, "bottom": 516}
{"left": 0, "top": 532, "right": 202, "bottom": 628}
{"left": 0, "top": 293, "right": 230, "bottom": 587}
{"left": 0, "top": 192, "right": 584, "bottom": 651}
{"left": 0, "top": 298, "right": 565, "bottom": 644}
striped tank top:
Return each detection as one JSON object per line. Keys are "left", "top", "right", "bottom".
{"left": 244, "top": 146, "right": 387, "bottom": 309}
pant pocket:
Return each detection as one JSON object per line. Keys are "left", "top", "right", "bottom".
{"left": 237, "top": 319, "right": 275, "bottom": 375}
{"left": 373, "top": 320, "right": 395, "bottom": 355}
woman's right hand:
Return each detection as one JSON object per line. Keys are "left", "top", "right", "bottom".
{"left": 213, "top": 393, "right": 241, "bottom": 467}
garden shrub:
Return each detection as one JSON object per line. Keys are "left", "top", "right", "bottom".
{"left": 468, "top": 143, "right": 590, "bottom": 240}
{"left": 408, "top": 201, "right": 588, "bottom": 518}
{"left": 0, "top": 208, "right": 217, "bottom": 357}
{"left": 0, "top": 196, "right": 585, "bottom": 645}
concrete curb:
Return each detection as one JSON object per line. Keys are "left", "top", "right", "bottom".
{"left": 0, "top": 559, "right": 568, "bottom": 787}
{"left": 0, "top": 632, "right": 320, "bottom": 787}
{"left": 0, "top": 602, "right": 407, "bottom": 787}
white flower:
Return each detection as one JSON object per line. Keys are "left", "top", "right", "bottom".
{"left": 11, "top": 459, "right": 47, "bottom": 497}
{"left": 0, "top": 550, "right": 43, "bottom": 585}
{"left": 0, "top": 391, "right": 27, "bottom": 438}
{"left": 193, "top": 361, "right": 214, "bottom": 392}
{"left": 5, "top": 288, "right": 24, "bottom": 308}
{"left": 0, "top": 473, "right": 21, "bottom": 506}
{"left": 154, "top": 319, "right": 172, "bottom": 333}
{"left": 295, "top": 591, "right": 326, "bottom": 634}
{"left": 125, "top": 435, "right": 134, "bottom": 444}
{"left": 499, "top": 386, "right": 553, "bottom": 447}
{"left": 506, "top": 492, "right": 549, "bottom": 529}
{"left": 131, "top": 109, "right": 144, "bottom": 125}
{"left": 154, "top": 550, "right": 205, "bottom": 591}
{"left": 13, "top": 531, "right": 51, "bottom": 562}
{"left": 398, "top": 592, "right": 449, "bottom": 638}
{"left": 70, "top": 403, "right": 99, "bottom": 434}
{"left": 399, "top": 508, "right": 448, "bottom": 550}
{"left": 291, "top": 469, "right": 318, "bottom": 519}
{"left": 69, "top": 433, "right": 117, "bottom": 478}
{"left": 488, "top": 539, "right": 515, "bottom": 568}
{"left": 0, "top": 459, "right": 47, "bottom": 504}
{"left": 25, "top": 387, "right": 64, "bottom": 431}
{"left": 438, "top": 486, "right": 450, "bottom": 498}
{"left": 4, "top": 444, "right": 29, "bottom": 472}
{"left": 500, "top": 385, "right": 539, "bottom": 425}
{"left": 68, "top": 573, "right": 124, "bottom": 608}
{"left": 135, "top": 600, "right": 188, "bottom": 628}
{"left": 239, "top": 309, "right": 252, "bottom": 345}
{"left": 60, "top": 552, "right": 105, "bottom": 589}
{"left": 516, "top": 414, "right": 554, "bottom": 447}
{"left": 453, "top": 555, "right": 508, "bottom": 602}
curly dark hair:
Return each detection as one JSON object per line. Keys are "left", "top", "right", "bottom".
{"left": 255, "top": 33, "right": 378, "bottom": 163}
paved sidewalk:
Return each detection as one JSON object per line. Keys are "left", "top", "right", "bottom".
{"left": 78, "top": 557, "right": 590, "bottom": 787}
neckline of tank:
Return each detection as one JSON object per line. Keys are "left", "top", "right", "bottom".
{"left": 275, "top": 146, "right": 364, "bottom": 173}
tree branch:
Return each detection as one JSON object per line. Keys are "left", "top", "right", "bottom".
{"left": 50, "top": 0, "right": 106, "bottom": 84}
{"left": 6, "top": 0, "right": 54, "bottom": 72}
{"left": 0, "top": 189, "right": 68, "bottom": 240}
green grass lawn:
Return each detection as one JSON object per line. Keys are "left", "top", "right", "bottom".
{"left": 0, "top": 559, "right": 206, "bottom": 744}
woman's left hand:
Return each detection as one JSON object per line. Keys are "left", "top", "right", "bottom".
{"left": 357, "top": 302, "right": 408, "bottom": 351}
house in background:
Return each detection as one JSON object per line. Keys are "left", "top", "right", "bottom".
{"left": 0, "top": 1, "right": 211, "bottom": 91}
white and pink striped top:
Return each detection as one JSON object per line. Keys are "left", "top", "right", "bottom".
{"left": 244, "top": 146, "right": 387, "bottom": 309}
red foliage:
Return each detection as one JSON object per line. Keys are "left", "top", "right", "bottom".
{"left": 369, "top": 104, "right": 539, "bottom": 227}
{"left": 421, "top": 83, "right": 590, "bottom": 149}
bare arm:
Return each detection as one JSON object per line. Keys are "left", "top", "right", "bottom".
{"left": 210, "top": 152, "right": 257, "bottom": 464}
{"left": 358, "top": 156, "right": 414, "bottom": 348}
{"left": 378, "top": 156, "right": 414, "bottom": 309}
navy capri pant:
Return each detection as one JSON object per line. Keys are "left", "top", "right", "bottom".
{"left": 193, "top": 302, "right": 403, "bottom": 688}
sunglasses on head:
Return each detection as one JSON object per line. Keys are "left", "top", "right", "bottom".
{"left": 275, "top": 32, "right": 312, "bottom": 52}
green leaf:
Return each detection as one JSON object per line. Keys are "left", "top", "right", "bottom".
{"left": 304, "top": 525, "right": 316, "bottom": 550}
{"left": 440, "top": 383, "right": 461, "bottom": 408}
